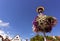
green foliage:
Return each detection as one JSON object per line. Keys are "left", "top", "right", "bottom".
{"left": 46, "top": 36, "right": 53, "bottom": 40}
{"left": 55, "top": 36, "right": 60, "bottom": 41}
{"left": 30, "top": 35, "right": 60, "bottom": 41}
{"left": 46, "top": 36, "right": 58, "bottom": 41}
{"left": 30, "top": 35, "right": 44, "bottom": 41}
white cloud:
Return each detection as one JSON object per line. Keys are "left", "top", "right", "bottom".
{"left": 30, "top": 33, "right": 34, "bottom": 36}
{"left": 6, "top": 32, "right": 12, "bottom": 39}
{"left": 0, "top": 30, "right": 12, "bottom": 39}
{"left": 22, "top": 38, "right": 30, "bottom": 41}
{"left": 0, "top": 20, "right": 9, "bottom": 27}
{"left": 21, "top": 38, "right": 30, "bottom": 41}
{"left": 22, "top": 39, "right": 26, "bottom": 41}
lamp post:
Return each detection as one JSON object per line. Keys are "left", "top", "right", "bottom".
{"left": 32, "top": 6, "right": 57, "bottom": 41}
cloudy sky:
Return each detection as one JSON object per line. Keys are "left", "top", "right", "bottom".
{"left": 0, "top": 0, "right": 60, "bottom": 41}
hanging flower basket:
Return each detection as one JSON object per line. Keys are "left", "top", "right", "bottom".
{"left": 33, "top": 14, "right": 57, "bottom": 33}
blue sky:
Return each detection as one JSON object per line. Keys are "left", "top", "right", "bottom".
{"left": 0, "top": 0, "right": 60, "bottom": 40}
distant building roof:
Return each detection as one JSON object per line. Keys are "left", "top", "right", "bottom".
{"left": 11, "top": 35, "right": 21, "bottom": 41}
